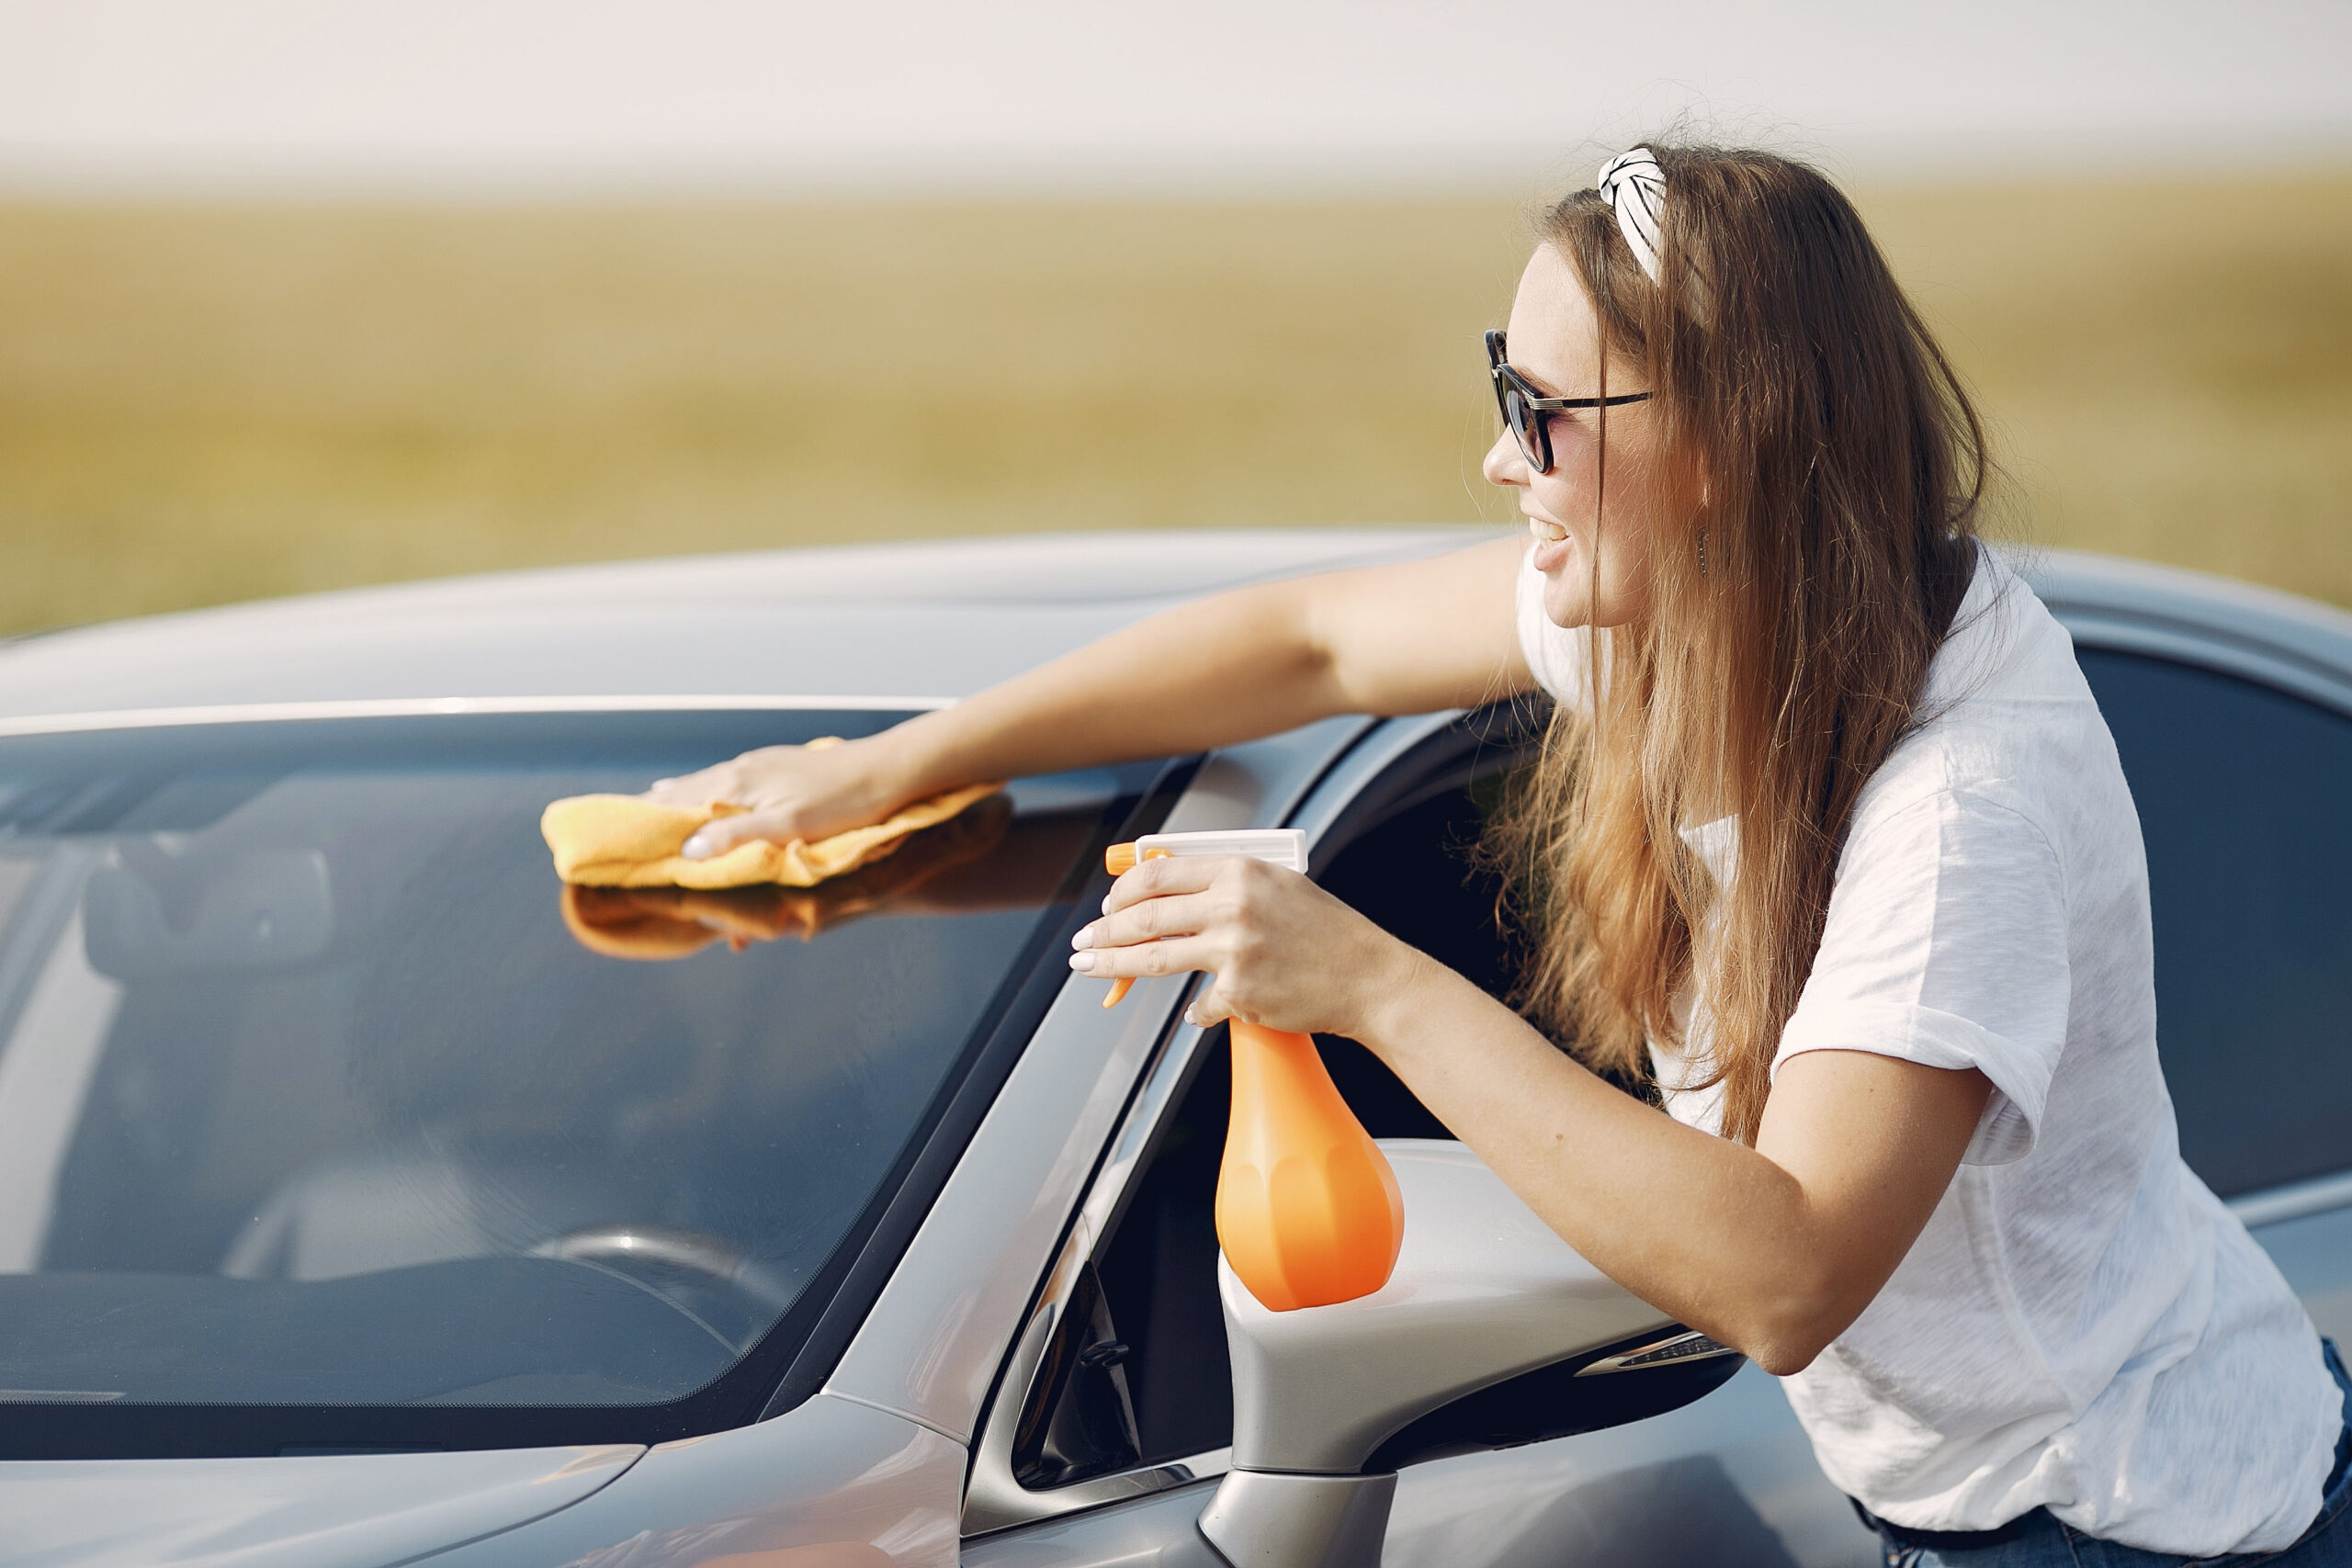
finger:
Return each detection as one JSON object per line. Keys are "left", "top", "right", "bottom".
{"left": 646, "top": 769, "right": 729, "bottom": 807}
{"left": 1066, "top": 934, "right": 1217, "bottom": 981}
{"left": 1101, "top": 854, "right": 1225, "bottom": 915}
{"left": 1072, "top": 891, "right": 1218, "bottom": 953}
{"left": 682, "top": 807, "right": 797, "bottom": 860}
{"left": 1184, "top": 984, "right": 1234, "bottom": 1030}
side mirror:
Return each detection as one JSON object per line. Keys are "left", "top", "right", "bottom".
{"left": 1197, "top": 1139, "right": 1741, "bottom": 1568}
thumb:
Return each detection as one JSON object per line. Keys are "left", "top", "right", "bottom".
{"left": 681, "top": 807, "right": 798, "bottom": 861}
{"left": 1184, "top": 982, "right": 1234, "bottom": 1032}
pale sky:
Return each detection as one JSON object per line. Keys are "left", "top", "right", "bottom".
{"left": 2, "top": 0, "right": 2346, "bottom": 193}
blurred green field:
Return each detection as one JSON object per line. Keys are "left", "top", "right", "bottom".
{"left": 1, "top": 175, "right": 2346, "bottom": 636}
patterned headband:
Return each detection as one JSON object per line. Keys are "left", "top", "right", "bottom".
{"left": 1597, "top": 147, "right": 1667, "bottom": 284}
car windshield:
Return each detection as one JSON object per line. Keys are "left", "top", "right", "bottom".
{"left": 0, "top": 709, "right": 1156, "bottom": 1455}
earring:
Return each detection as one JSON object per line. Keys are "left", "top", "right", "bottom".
{"left": 1696, "top": 529, "right": 1708, "bottom": 578}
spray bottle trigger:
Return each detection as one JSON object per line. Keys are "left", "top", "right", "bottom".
{"left": 1099, "top": 842, "right": 1170, "bottom": 1009}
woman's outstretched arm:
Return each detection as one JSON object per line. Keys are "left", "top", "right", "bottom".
{"left": 658, "top": 533, "right": 1534, "bottom": 855}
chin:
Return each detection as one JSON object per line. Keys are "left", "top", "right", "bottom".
{"left": 1540, "top": 586, "right": 1592, "bottom": 630}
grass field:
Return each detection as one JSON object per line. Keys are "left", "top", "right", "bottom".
{"left": 1, "top": 174, "right": 2346, "bottom": 636}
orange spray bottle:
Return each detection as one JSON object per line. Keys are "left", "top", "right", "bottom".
{"left": 1101, "top": 829, "right": 1406, "bottom": 1312}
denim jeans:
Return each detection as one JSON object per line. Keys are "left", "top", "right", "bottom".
{"left": 1858, "top": 1340, "right": 2352, "bottom": 1568}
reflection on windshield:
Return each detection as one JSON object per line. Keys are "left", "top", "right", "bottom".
{"left": 0, "top": 713, "right": 1131, "bottom": 1419}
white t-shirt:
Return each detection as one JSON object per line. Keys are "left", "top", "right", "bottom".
{"left": 1515, "top": 544, "right": 2341, "bottom": 1556}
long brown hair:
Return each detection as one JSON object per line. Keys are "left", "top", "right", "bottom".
{"left": 1488, "top": 141, "right": 1985, "bottom": 1145}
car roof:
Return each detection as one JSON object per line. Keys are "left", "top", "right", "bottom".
{"left": 1, "top": 528, "right": 2346, "bottom": 732}
{"left": 0, "top": 529, "right": 1485, "bottom": 728}
{"left": 2014, "top": 543, "right": 2352, "bottom": 704}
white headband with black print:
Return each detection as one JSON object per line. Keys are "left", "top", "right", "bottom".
{"left": 1597, "top": 147, "right": 1667, "bottom": 284}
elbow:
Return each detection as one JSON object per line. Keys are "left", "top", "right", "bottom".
{"left": 1725, "top": 1281, "right": 1862, "bottom": 1378}
{"left": 1746, "top": 1329, "right": 1833, "bottom": 1379}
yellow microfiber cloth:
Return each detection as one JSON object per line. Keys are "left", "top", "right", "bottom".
{"left": 541, "top": 739, "right": 1003, "bottom": 891}
{"left": 556, "top": 792, "right": 1014, "bottom": 960}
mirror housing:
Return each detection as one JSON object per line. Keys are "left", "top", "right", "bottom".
{"left": 1198, "top": 1139, "right": 1740, "bottom": 1568}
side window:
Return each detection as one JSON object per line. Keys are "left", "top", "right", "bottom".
{"left": 2077, "top": 649, "right": 2352, "bottom": 1197}
{"left": 1074, "top": 752, "right": 1521, "bottom": 1469}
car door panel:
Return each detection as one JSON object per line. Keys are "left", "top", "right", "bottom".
{"left": 1382, "top": 1363, "right": 1870, "bottom": 1568}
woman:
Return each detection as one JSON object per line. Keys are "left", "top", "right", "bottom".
{"left": 652, "top": 141, "right": 2348, "bottom": 1564}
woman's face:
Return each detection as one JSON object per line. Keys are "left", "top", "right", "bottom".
{"left": 1484, "top": 242, "right": 1676, "bottom": 629}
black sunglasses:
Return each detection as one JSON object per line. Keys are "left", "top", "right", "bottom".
{"left": 1486, "top": 329, "right": 1652, "bottom": 475}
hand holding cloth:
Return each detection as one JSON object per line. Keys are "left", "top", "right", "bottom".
{"left": 542, "top": 739, "right": 1003, "bottom": 891}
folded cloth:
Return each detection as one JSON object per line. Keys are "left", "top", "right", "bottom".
{"left": 559, "top": 794, "right": 1014, "bottom": 959}
{"left": 542, "top": 741, "right": 1003, "bottom": 890}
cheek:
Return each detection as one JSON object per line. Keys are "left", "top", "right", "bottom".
{"left": 1535, "top": 422, "right": 1609, "bottom": 513}
{"left": 1529, "top": 462, "right": 1589, "bottom": 522}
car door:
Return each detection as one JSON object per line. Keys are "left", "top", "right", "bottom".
{"left": 963, "top": 592, "right": 2352, "bottom": 1568}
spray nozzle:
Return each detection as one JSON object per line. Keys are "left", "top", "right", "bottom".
{"left": 1103, "top": 829, "right": 1306, "bottom": 877}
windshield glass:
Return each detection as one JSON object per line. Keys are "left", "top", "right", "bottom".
{"left": 0, "top": 710, "right": 1150, "bottom": 1450}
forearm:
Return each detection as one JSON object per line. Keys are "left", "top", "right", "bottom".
{"left": 873, "top": 537, "right": 1532, "bottom": 801}
{"left": 1358, "top": 954, "right": 1862, "bottom": 1374}
{"left": 662, "top": 540, "right": 1530, "bottom": 854}
{"left": 876, "top": 581, "right": 1341, "bottom": 795}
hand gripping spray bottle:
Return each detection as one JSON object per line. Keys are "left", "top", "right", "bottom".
{"left": 1100, "top": 829, "right": 1406, "bottom": 1311}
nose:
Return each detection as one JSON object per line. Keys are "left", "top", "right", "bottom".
{"left": 1482, "top": 429, "right": 1527, "bottom": 490}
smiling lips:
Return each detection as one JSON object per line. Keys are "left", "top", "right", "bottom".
{"left": 1526, "top": 513, "right": 1570, "bottom": 546}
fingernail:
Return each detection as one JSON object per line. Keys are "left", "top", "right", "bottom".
{"left": 1069, "top": 952, "right": 1099, "bottom": 973}
{"left": 1071, "top": 924, "right": 1096, "bottom": 950}
{"left": 682, "top": 833, "right": 713, "bottom": 860}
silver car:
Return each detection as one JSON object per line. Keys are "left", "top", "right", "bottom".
{"left": 0, "top": 528, "right": 2346, "bottom": 1568}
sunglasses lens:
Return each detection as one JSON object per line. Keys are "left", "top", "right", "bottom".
{"left": 1502, "top": 387, "right": 1546, "bottom": 472}
{"left": 1487, "top": 333, "right": 1551, "bottom": 473}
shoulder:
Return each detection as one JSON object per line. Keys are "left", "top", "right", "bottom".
{"left": 1850, "top": 549, "right": 2118, "bottom": 846}
{"left": 1922, "top": 548, "right": 2087, "bottom": 715}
